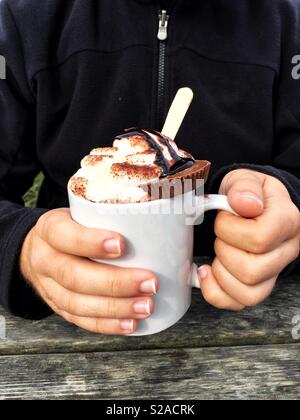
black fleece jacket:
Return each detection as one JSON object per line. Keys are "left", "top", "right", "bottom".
{"left": 1, "top": 0, "right": 300, "bottom": 319}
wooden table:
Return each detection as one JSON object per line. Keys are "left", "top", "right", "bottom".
{"left": 0, "top": 274, "right": 300, "bottom": 400}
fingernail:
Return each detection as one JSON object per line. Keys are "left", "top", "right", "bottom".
{"left": 198, "top": 266, "right": 207, "bottom": 280}
{"left": 139, "top": 279, "right": 158, "bottom": 295}
{"left": 237, "top": 192, "right": 264, "bottom": 208}
{"left": 133, "top": 299, "right": 152, "bottom": 315}
{"left": 103, "top": 238, "right": 121, "bottom": 255}
{"left": 120, "top": 319, "right": 134, "bottom": 332}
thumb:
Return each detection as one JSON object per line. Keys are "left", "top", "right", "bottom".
{"left": 220, "top": 169, "right": 265, "bottom": 218}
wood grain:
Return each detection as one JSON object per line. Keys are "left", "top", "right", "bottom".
{"left": 0, "top": 344, "right": 299, "bottom": 400}
{"left": 0, "top": 276, "right": 299, "bottom": 356}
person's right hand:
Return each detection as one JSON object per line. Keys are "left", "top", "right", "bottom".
{"left": 20, "top": 208, "right": 158, "bottom": 335}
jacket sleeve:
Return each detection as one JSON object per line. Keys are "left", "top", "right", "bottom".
{"left": 208, "top": 4, "right": 300, "bottom": 276}
{"left": 0, "top": 0, "right": 51, "bottom": 319}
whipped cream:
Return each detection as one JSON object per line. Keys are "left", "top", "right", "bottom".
{"left": 70, "top": 128, "right": 195, "bottom": 203}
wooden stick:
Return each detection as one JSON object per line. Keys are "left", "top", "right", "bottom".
{"left": 161, "top": 87, "right": 194, "bottom": 140}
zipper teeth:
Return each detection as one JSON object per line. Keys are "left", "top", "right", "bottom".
{"left": 157, "top": 42, "right": 166, "bottom": 129}
{"left": 157, "top": 9, "right": 169, "bottom": 130}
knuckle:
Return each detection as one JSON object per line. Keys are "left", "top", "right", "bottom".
{"left": 241, "top": 262, "right": 262, "bottom": 286}
{"left": 55, "top": 257, "right": 71, "bottom": 286}
{"left": 29, "top": 241, "right": 49, "bottom": 274}
{"left": 202, "top": 284, "right": 223, "bottom": 309}
{"left": 109, "top": 274, "right": 122, "bottom": 297}
{"left": 30, "top": 246, "right": 42, "bottom": 271}
{"left": 36, "top": 209, "right": 69, "bottom": 247}
{"left": 63, "top": 269, "right": 76, "bottom": 291}
{"left": 36, "top": 210, "right": 56, "bottom": 239}
{"left": 42, "top": 287, "right": 56, "bottom": 306}
{"left": 241, "top": 291, "right": 265, "bottom": 308}
{"left": 213, "top": 238, "right": 222, "bottom": 255}
{"left": 49, "top": 300, "right": 62, "bottom": 315}
{"left": 105, "top": 299, "right": 118, "bottom": 319}
{"left": 62, "top": 292, "right": 75, "bottom": 314}
{"left": 243, "top": 295, "right": 261, "bottom": 308}
{"left": 249, "top": 229, "right": 272, "bottom": 254}
{"left": 291, "top": 240, "right": 300, "bottom": 261}
{"left": 243, "top": 273, "right": 258, "bottom": 287}
{"left": 94, "top": 319, "right": 105, "bottom": 334}
{"left": 286, "top": 201, "right": 300, "bottom": 227}
{"left": 219, "top": 169, "right": 241, "bottom": 194}
{"left": 72, "top": 228, "right": 88, "bottom": 254}
{"left": 214, "top": 213, "right": 225, "bottom": 235}
{"left": 62, "top": 312, "right": 75, "bottom": 325}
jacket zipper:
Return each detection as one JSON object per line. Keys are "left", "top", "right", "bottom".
{"left": 157, "top": 9, "right": 169, "bottom": 130}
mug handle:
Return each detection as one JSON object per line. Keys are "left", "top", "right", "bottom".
{"left": 190, "top": 194, "right": 237, "bottom": 289}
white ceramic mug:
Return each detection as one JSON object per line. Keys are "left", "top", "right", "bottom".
{"left": 68, "top": 187, "right": 235, "bottom": 336}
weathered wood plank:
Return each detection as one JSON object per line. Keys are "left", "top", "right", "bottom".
{"left": 0, "top": 344, "right": 299, "bottom": 400}
{"left": 0, "top": 276, "right": 299, "bottom": 356}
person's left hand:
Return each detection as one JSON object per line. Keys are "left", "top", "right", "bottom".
{"left": 198, "top": 169, "right": 300, "bottom": 310}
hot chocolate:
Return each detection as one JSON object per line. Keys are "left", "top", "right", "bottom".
{"left": 70, "top": 128, "right": 210, "bottom": 203}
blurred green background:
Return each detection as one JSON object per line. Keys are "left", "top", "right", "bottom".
{"left": 23, "top": 173, "right": 44, "bottom": 208}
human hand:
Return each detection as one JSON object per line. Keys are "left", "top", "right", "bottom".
{"left": 20, "top": 209, "right": 158, "bottom": 334}
{"left": 198, "top": 169, "right": 300, "bottom": 310}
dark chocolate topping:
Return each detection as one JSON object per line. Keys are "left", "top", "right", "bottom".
{"left": 116, "top": 128, "right": 195, "bottom": 177}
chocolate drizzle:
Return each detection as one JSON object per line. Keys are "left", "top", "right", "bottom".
{"left": 116, "top": 128, "right": 195, "bottom": 178}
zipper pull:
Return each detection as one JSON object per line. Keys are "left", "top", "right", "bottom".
{"left": 158, "top": 10, "right": 169, "bottom": 41}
